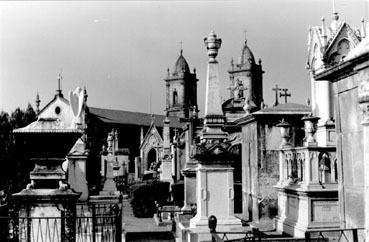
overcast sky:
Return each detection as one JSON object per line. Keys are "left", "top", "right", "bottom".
{"left": 1, "top": 0, "right": 368, "bottom": 116}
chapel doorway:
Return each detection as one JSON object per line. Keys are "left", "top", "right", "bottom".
{"left": 147, "top": 148, "right": 157, "bottom": 171}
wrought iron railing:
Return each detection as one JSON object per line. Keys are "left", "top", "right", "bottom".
{"left": 305, "top": 228, "right": 365, "bottom": 242}
{"left": 0, "top": 201, "right": 122, "bottom": 242}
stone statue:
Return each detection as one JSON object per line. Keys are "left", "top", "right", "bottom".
{"left": 69, "top": 87, "right": 85, "bottom": 129}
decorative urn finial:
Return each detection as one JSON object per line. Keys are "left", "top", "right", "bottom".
{"left": 277, "top": 119, "right": 292, "bottom": 148}
{"left": 204, "top": 31, "right": 222, "bottom": 63}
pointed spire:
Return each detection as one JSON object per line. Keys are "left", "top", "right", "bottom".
{"left": 243, "top": 29, "right": 247, "bottom": 45}
{"left": 180, "top": 40, "right": 183, "bottom": 55}
{"left": 140, "top": 126, "right": 144, "bottom": 144}
{"left": 35, "top": 92, "right": 40, "bottom": 114}
{"left": 321, "top": 16, "right": 328, "bottom": 47}
{"left": 361, "top": 17, "right": 366, "bottom": 39}
{"left": 332, "top": 0, "right": 339, "bottom": 21}
{"left": 331, "top": 0, "right": 339, "bottom": 31}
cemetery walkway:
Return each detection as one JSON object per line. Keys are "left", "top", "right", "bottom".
{"left": 122, "top": 199, "right": 174, "bottom": 242}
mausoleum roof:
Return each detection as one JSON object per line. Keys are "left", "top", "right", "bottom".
{"left": 253, "top": 103, "right": 311, "bottom": 115}
{"left": 88, "top": 107, "right": 182, "bottom": 128}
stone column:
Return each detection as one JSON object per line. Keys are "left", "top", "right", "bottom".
{"left": 311, "top": 75, "right": 335, "bottom": 147}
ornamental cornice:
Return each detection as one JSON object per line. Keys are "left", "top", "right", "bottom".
{"left": 190, "top": 139, "right": 237, "bottom": 165}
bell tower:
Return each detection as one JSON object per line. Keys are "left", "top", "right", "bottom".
{"left": 164, "top": 50, "right": 198, "bottom": 118}
{"left": 228, "top": 37, "right": 264, "bottom": 110}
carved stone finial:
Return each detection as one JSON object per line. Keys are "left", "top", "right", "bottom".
{"left": 277, "top": 118, "right": 292, "bottom": 147}
{"left": 204, "top": 31, "right": 222, "bottom": 63}
{"left": 35, "top": 92, "right": 41, "bottom": 114}
{"left": 260, "top": 99, "right": 265, "bottom": 109}
{"left": 302, "top": 114, "right": 320, "bottom": 146}
{"left": 360, "top": 17, "right": 366, "bottom": 39}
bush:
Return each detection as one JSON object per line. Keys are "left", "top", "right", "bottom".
{"left": 171, "top": 182, "right": 184, "bottom": 207}
{"left": 130, "top": 181, "right": 170, "bottom": 217}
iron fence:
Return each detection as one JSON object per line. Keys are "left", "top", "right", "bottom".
{"left": 0, "top": 201, "right": 122, "bottom": 242}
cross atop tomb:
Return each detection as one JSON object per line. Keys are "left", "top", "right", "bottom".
{"left": 272, "top": 84, "right": 281, "bottom": 106}
{"left": 280, "top": 88, "right": 291, "bottom": 103}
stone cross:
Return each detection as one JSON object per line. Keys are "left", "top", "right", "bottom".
{"left": 57, "top": 73, "right": 63, "bottom": 96}
{"left": 227, "top": 79, "right": 248, "bottom": 99}
{"left": 280, "top": 88, "right": 291, "bottom": 103}
{"left": 272, "top": 84, "right": 281, "bottom": 106}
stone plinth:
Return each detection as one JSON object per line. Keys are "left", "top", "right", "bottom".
{"left": 275, "top": 146, "right": 339, "bottom": 237}
{"left": 316, "top": 121, "right": 336, "bottom": 147}
{"left": 67, "top": 138, "right": 89, "bottom": 201}
{"left": 181, "top": 166, "right": 197, "bottom": 212}
{"left": 13, "top": 189, "right": 80, "bottom": 242}
{"left": 100, "top": 153, "right": 119, "bottom": 195}
{"left": 190, "top": 165, "right": 241, "bottom": 229}
{"left": 160, "top": 160, "right": 173, "bottom": 183}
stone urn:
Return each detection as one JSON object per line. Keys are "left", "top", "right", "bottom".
{"left": 301, "top": 114, "right": 320, "bottom": 146}
{"left": 277, "top": 119, "right": 292, "bottom": 147}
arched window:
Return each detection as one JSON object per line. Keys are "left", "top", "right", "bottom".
{"left": 148, "top": 148, "right": 157, "bottom": 171}
{"left": 173, "top": 89, "right": 178, "bottom": 105}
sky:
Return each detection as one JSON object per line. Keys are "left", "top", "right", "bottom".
{"left": 1, "top": 0, "right": 368, "bottom": 116}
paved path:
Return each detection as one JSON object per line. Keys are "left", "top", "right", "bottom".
{"left": 122, "top": 199, "right": 174, "bottom": 241}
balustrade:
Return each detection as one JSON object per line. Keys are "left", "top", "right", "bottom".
{"left": 280, "top": 148, "right": 337, "bottom": 186}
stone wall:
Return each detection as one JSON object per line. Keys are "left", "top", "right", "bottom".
{"left": 333, "top": 72, "right": 365, "bottom": 228}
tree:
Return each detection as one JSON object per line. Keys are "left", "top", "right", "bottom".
{"left": 0, "top": 105, "right": 37, "bottom": 204}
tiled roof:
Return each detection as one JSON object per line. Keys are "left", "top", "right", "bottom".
{"left": 88, "top": 107, "right": 183, "bottom": 128}
{"left": 253, "top": 103, "right": 311, "bottom": 115}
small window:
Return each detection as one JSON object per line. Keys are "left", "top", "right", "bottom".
{"left": 55, "top": 106, "right": 61, "bottom": 115}
{"left": 173, "top": 89, "right": 178, "bottom": 105}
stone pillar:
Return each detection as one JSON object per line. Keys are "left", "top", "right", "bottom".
{"left": 189, "top": 31, "right": 241, "bottom": 230}
{"left": 67, "top": 138, "right": 89, "bottom": 201}
{"left": 134, "top": 156, "right": 141, "bottom": 180}
{"left": 160, "top": 115, "right": 173, "bottom": 183}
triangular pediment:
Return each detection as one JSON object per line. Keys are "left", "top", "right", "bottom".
{"left": 324, "top": 22, "right": 361, "bottom": 66}
{"left": 140, "top": 123, "right": 163, "bottom": 150}
{"left": 37, "top": 95, "right": 74, "bottom": 128}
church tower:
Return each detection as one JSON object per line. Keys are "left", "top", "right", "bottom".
{"left": 164, "top": 50, "right": 198, "bottom": 118}
{"left": 223, "top": 36, "right": 264, "bottom": 120}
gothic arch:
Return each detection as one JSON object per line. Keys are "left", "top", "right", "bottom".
{"left": 140, "top": 125, "right": 164, "bottom": 175}
{"left": 328, "top": 38, "right": 351, "bottom": 65}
